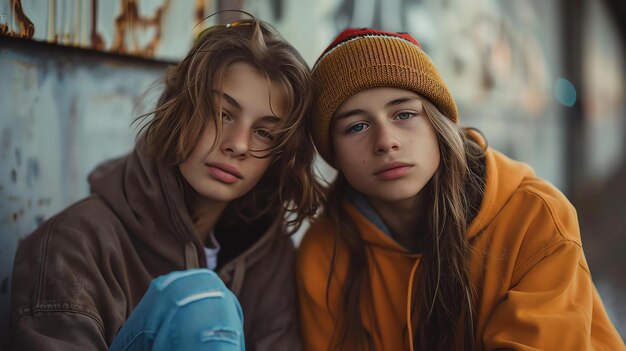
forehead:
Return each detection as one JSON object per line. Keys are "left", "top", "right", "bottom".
{"left": 334, "top": 87, "right": 420, "bottom": 116}
{"left": 336, "top": 87, "right": 420, "bottom": 112}
{"left": 217, "top": 62, "right": 288, "bottom": 119}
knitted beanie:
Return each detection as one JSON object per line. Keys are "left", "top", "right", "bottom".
{"left": 311, "top": 28, "right": 458, "bottom": 166}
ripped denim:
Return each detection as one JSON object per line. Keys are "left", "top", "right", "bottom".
{"left": 109, "top": 269, "right": 244, "bottom": 351}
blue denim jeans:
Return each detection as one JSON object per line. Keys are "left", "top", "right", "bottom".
{"left": 109, "top": 269, "right": 244, "bottom": 351}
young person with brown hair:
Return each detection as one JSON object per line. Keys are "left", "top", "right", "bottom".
{"left": 297, "top": 28, "right": 624, "bottom": 350}
{"left": 9, "top": 18, "right": 323, "bottom": 350}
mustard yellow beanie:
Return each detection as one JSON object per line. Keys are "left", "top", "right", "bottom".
{"left": 311, "top": 28, "right": 458, "bottom": 166}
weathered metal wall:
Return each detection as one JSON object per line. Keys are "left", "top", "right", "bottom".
{"left": 0, "top": 1, "right": 215, "bottom": 345}
{"left": 0, "top": 0, "right": 216, "bottom": 61}
{"left": 0, "top": 40, "right": 167, "bottom": 346}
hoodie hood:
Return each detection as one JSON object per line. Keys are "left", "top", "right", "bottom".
{"left": 88, "top": 146, "right": 207, "bottom": 269}
{"left": 465, "top": 130, "right": 535, "bottom": 238}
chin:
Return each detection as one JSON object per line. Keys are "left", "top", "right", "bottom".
{"left": 200, "top": 191, "right": 239, "bottom": 203}
{"left": 368, "top": 187, "right": 423, "bottom": 203}
{"left": 191, "top": 183, "right": 240, "bottom": 203}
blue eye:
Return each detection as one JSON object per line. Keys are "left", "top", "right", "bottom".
{"left": 395, "top": 112, "right": 415, "bottom": 120}
{"left": 347, "top": 123, "right": 368, "bottom": 133}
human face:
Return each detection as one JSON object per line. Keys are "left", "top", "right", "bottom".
{"left": 179, "top": 62, "right": 286, "bottom": 205}
{"left": 331, "top": 87, "right": 440, "bottom": 206}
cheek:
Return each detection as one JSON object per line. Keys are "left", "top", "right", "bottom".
{"left": 189, "top": 129, "right": 222, "bottom": 165}
{"left": 177, "top": 160, "right": 195, "bottom": 187}
{"left": 249, "top": 157, "right": 272, "bottom": 178}
{"left": 333, "top": 137, "right": 366, "bottom": 168}
{"left": 420, "top": 138, "right": 441, "bottom": 174}
{"left": 425, "top": 151, "right": 441, "bottom": 177}
{"left": 194, "top": 124, "right": 218, "bottom": 152}
{"left": 335, "top": 151, "right": 368, "bottom": 179}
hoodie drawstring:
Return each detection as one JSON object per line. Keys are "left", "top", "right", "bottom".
{"left": 184, "top": 242, "right": 199, "bottom": 269}
{"left": 230, "top": 259, "right": 246, "bottom": 296}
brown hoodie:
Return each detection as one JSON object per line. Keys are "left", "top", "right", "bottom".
{"left": 297, "top": 132, "right": 624, "bottom": 350}
{"left": 9, "top": 147, "right": 301, "bottom": 350}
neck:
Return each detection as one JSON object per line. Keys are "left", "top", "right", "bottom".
{"left": 188, "top": 193, "right": 228, "bottom": 246}
{"left": 369, "top": 189, "right": 430, "bottom": 252}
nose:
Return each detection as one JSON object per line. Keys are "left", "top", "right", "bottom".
{"left": 221, "top": 124, "right": 250, "bottom": 158}
{"left": 374, "top": 123, "right": 400, "bottom": 155}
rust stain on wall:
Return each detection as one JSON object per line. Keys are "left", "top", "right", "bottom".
{"left": 111, "top": 0, "right": 171, "bottom": 57}
{"left": 91, "top": 0, "right": 105, "bottom": 52}
{"left": 1, "top": 0, "right": 199, "bottom": 60}
{"left": 5, "top": 0, "right": 34, "bottom": 38}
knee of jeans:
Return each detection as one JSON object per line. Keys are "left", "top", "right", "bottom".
{"left": 152, "top": 269, "right": 243, "bottom": 316}
{"left": 140, "top": 269, "right": 229, "bottom": 313}
{"left": 198, "top": 327, "right": 241, "bottom": 346}
{"left": 168, "top": 294, "right": 244, "bottom": 348}
{"left": 152, "top": 269, "right": 224, "bottom": 292}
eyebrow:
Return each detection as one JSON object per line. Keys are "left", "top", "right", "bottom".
{"left": 212, "top": 90, "right": 282, "bottom": 123}
{"left": 334, "top": 96, "right": 421, "bottom": 121}
{"left": 214, "top": 90, "right": 241, "bottom": 110}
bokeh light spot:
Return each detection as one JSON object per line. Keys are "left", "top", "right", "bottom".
{"left": 555, "top": 78, "right": 577, "bottom": 107}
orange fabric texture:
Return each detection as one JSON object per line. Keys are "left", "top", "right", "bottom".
{"left": 297, "top": 138, "right": 624, "bottom": 350}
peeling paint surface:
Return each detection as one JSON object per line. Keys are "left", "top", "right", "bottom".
{"left": 0, "top": 41, "right": 166, "bottom": 344}
{"left": 0, "top": 0, "right": 215, "bottom": 61}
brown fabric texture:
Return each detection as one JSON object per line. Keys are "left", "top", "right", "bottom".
{"left": 9, "top": 147, "right": 301, "bottom": 350}
{"left": 311, "top": 34, "right": 458, "bottom": 166}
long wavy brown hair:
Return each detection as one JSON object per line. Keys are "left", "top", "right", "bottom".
{"left": 325, "top": 97, "right": 486, "bottom": 350}
{"left": 135, "top": 18, "right": 323, "bottom": 234}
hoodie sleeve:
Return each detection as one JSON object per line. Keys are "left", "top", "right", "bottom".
{"left": 481, "top": 189, "right": 625, "bottom": 351}
{"left": 9, "top": 203, "right": 125, "bottom": 350}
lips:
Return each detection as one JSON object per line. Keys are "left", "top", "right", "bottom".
{"left": 373, "top": 161, "right": 413, "bottom": 181}
{"left": 205, "top": 163, "right": 243, "bottom": 184}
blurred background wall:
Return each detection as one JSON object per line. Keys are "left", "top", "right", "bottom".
{"left": 1, "top": 0, "right": 624, "bottom": 347}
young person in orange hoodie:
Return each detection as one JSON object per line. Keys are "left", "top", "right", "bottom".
{"left": 297, "top": 28, "right": 624, "bottom": 351}
{"left": 10, "top": 17, "right": 323, "bottom": 350}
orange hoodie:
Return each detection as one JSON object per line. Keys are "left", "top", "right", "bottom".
{"left": 297, "top": 137, "right": 624, "bottom": 350}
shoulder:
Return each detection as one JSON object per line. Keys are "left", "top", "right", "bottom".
{"left": 508, "top": 176, "right": 580, "bottom": 244}
{"left": 13, "top": 194, "right": 127, "bottom": 292}
{"left": 482, "top": 148, "right": 581, "bottom": 245}
{"left": 11, "top": 196, "right": 124, "bottom": 323}
{"left": 486, "top": 174, "right": 588, "bottom": 283}
{"left": 295, "top": 213, "right": 340, "bottom": 291}
{"left": 297, "top": 214, "right": 336, "bottom": 265}
{"left": 18, "top": 195, "right": 124, "bottom": 257}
